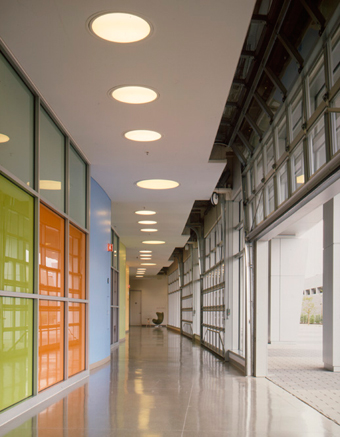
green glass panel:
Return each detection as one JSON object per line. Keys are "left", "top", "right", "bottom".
{"left": 40, "top": 107, "right": 65, "bottom": 211}
{"left": 0, "top": 53, "right": 34, "bottom": 187}
{"left": 69, "top": 146, "right": 86, "bottom": 229}
{"left": 0, "top": 175, "right": 34, "bottom": 293}
{"left": 0, "top": 297, "right": 33, "bottom": 411}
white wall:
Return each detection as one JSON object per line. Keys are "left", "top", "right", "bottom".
{"left": 129, "top": 276, "right": 168, "bottom": 325}
{"left": 270, "top": 237, "right": 308, "bottom": 342}
{"left": 301, "top": 221, "right": 323, "bottom": 290}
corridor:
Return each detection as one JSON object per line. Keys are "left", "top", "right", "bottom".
{"left": 0, "top": 328, "right": 339, "bottom": 437}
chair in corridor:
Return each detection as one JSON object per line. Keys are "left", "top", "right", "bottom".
{"left": 152, "top": 312, "right": 164, "bottom": 326}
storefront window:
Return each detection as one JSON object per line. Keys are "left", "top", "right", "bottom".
{"left": 278, "top": 163, "right": 288, "bottom": 205}
{"left": 265, "top": 178, "right": 275, "bottom": 216}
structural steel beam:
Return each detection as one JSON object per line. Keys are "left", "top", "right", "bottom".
{"left": 264, "top": 66, "right": 287, "bottom": 98}
{"left": 231, "top": 144, "right": 247, "bottom": 166}
{"left": 298, "top": 0, "right": 325, "bottom": 33}
{"left": 237, "top": 131, "right": 254, "bottom": 154}
{"left": 245, "top": 113, "right": 263, "bottom": 139}
{"left": 277, "top": 33, "right": 304, "bottom": 70}
{"left": 228, "top": 0, "right": 292, "bottom": 156}
{"left": 254, "top": 91, "right": 274, "bottom": 121}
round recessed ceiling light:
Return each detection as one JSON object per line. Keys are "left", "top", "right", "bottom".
{"left": 111, "top": 86, "right": 158, "bottom": 104}
{"left": 125, "top": 130, "right": 161, "bottom": 142}
{"left": 138, "top": 220, "right": 157, "bottom": 225}
{"left": 141, "top": 263, "right": 156, "bottom": 266}
{"left": 140, "top": 228, "right": 158, "bottom": 232}
{"left": 142, "top": 241, "right": 165, "bottom": 245}
{"left": 0, "top": 133, "right": 10, "bottom": 143}
{"left": 89, "top": 12, "right": 151, "bottom": 43}
{"left": 136, "top": 179, "right": 179, "bottom": 190}
{"left": 135, "top": 210, "right": 156, "bottom": 216}
{"left": 139, "top": 250, "right": 152, "bottom": 253}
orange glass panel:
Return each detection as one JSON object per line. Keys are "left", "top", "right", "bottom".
{"left": 68, "top": 302, "right": 85, "bottom": 377}
{"left": 38, "top": 300, "right": 64, "bottom": 391}
{"left": 69, "top": 225, "right": 86, "bottom": 299}
{"left": 39, "top": 205, "right": 64, "bottom": 297}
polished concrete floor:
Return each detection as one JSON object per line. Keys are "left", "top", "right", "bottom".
{"left": 268, "top": 324, "right": 340, "bottom": 426}
{"left": 1, "top": 327, "right": 340, "bottom": 436}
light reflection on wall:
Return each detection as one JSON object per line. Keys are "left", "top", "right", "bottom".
{"left": 0, "top": 297, "right": 33, "bottom": 411}
{"left": 68, "top": 302, "right": 85, "bottom": 377}
{"left": 38, "top": 300, "right": 64, "bottom": 391}
{"left": 39, "top": 205, "right": 64, "bottom": 297}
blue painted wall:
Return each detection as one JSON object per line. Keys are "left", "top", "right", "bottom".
{"left": 89, "top": 178, "right": 111, "bottom": 365}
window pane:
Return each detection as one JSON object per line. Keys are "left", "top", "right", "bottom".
{"left": 276, "top": 117, "right": 287, "bottom": 159}
{"left": 265, "top": 139, "right": 275, "bottom": 175}
{"left": 309, "top": 56, "right": 325, "bottom": 116}
{"left": 39, "top": 205, "right": 65, "bottom": 297}
{"left": 331, "top": 26, "right": 340, "bottom": 86}
{"left": 0, "top": 175, "right": 34, "bottom": 293}
{"left": 278, "top": 163, "right": 288, "bottom": 205}
{"left": 255, "top": 192, "right": 264, "bottom": 225}
{"left": 0, "top": 297, "right": 33, "bottom": 411}
{"left": 291, "top": 142, "right": 305, "bottom": 192}
{"left": 309, "top": 116, "right": 326, "bottom": 175}
{"left": 40, "top": 108, "right": 65, "bottom": 211}
{"left": 38, "top": 300, "right": 64, "bottom": 391}
{"left": 255, "top": 155, "right": 263, "bottom": 187}
{"left": 290, "top": 92, "right": 303, "bottom": 141}
{"left": 68, "top": 302, "right": 85, "bottom": 377}
{"left": 266, "top": 178, "right": 275, "bottom": 216}
{"left": 69, "top": 225, "right": 86, "bottom": 299}
{"left": 70, "top": 146, "right": 86, "bottom": 229}
{"left": 0, "top": 53, "right": 34, "bottom": 187}
{"left": 332, "top": 91, "right": 340, "bottom": 154}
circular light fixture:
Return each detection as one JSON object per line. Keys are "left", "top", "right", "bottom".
{"left": 0, "top": 133, "right": 10, "bottom": 143}
{"left": 142, "top": 241, "right": 165, "bottom": 245}
{"left": 141, "top": 263, "right": 156, "bottom": 266}
{"left": 135, "top": 210, "right": 156, "bottom": 216}
{"left": 89, "top": 12, "right": 151, "bottom": 43}
{"left": 125, "top": 130, "right": 161, "bottom": 142}
{"left": 140, "top": 228, "right": 158, "bottom": 232}
{"left": 139, "top": 250, "right": 152, "bottom": 253}
{"left": 110, "top": 86, "right": 158, "bottom": 104}
{"left": 136, "top": 179, "right": 179, "bottom": 190}
{"left": 138, "top": 220, "right": 157, "bottom": 225}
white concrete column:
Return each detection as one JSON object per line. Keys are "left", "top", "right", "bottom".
{"left": 323, "top": 194, "right": 340, "bottom": 372}
{"left": 224, "top": 199, "right": 234, "bottom": 356}
{"left": 254, "top": 240, "right": 269, "bottom": 377}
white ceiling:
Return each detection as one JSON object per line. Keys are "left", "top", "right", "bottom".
{"left": 0, "top": 0, "right": 255, "bottom": 276}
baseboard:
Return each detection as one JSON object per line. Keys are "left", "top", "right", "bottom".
{"left": 167, "top": 325, "right": 180, "bottom": 333}
{"left": 89, "top": 356, "right": 110, "bottom": 371}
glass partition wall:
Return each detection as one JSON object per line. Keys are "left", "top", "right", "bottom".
{"left": 243, "top": 18, "right": 340, "bottom": 237}
{"left": 0, "top": 48, "right": 89, "bottom": 413}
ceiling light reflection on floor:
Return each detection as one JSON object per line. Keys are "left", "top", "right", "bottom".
{"left": 136, "top": 179, "right": 179, "bottom": 189}
{"left": 90, "top": 12, "right": 151, "bottom": 43}
{"left": 125, "top": 130, "right": 161, "bottom": 142}
{"left": 111, "top": 86, "right": 158, "bottom": 104}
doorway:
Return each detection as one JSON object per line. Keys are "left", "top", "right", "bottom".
{"left": 130, "top": 290, "right": 142, "bottom": 326}
{"left": 111, "top": 269, "right": 119, "bottom": 345}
